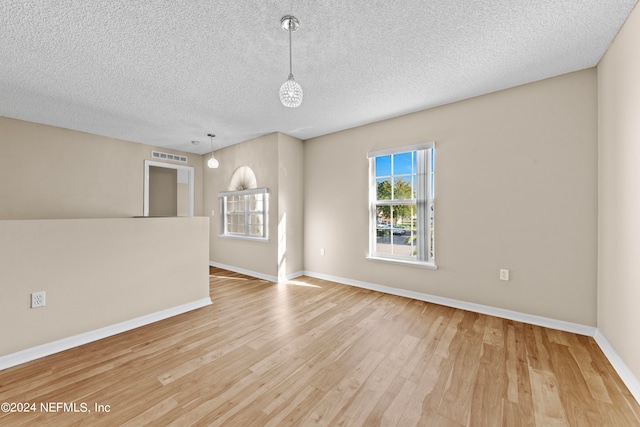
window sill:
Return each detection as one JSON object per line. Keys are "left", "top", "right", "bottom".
{"left": 366, "top": 256, "right": 438, "bottom": 270}
{"left": 218, "top": 234, "right": 269, "bottom": 243}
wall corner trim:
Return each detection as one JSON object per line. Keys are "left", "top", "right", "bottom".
{"left": 593, "top": 329, "right": 640, "bottom": 404}
{"left": 0, "top": 298, "right": 212, "bottom": 372}
{"left": 285, "top": 271, "right": 305, "bottom": 281}
{"left": 208, "top": 261, "right": 303, "bottom": 283}
{"left": 209, "top": 261, "right": 279, "bottom": 283}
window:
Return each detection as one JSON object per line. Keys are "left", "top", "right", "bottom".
{"left": 368, "top": 143, "right": 435, "bottom": 267}
{"left": 219, "top": 188, "right": 268, "bottom": 240}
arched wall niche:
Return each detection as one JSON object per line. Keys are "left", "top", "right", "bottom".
{"left": 228, "top": 166, "right": 257, "bottom": 191}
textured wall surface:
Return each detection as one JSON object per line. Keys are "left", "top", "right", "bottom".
{"left": 304, "top": 70, "right": 598, "bottom": 325}
{"left": 0, "top": 117, "right": 203, "bottom": 219}
{"left": 598, "top": 1, "right": 640, "bottom": 387}
{"left": 0, "top": 217, "right": 210, "bottom": 356}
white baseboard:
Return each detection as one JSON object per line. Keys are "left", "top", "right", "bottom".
{"left": 209, "top": 261, "right": 303, "bottom": 283}
{"left": 209, "top": 261, "right": 278, "bottom": 282}
{"left": 285, "top": 270, "right": 305, "bottom": 281}
{"left": 594, "top": 329, "right": 640, "bottom": 404}
{"left": 0, "top": 298, "right": 212, "bottom": 371}
{"left": 303, "top": 270, "right": 596, "bottom": 336}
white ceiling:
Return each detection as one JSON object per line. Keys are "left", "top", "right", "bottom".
{"left": 1, "top": 0, "right": 637, "bottom": 155}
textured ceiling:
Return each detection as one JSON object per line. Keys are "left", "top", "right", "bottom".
{"left": 1, "top": 0, "right": 637, "bottom": 155}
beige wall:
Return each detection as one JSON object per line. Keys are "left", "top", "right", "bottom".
{"left": 177, "top": 182, "right": 189, "bottom": 216}
{"left": 597, "top": 3, "right": 640, "bottom": 382}
{"left": 204, "top": 132, "right": 304, "bottom": 280}
{"left": 205, "top": 133, "right": 280, "bottom": 277}
{"left": 278, "top": 133, "right": 305, "bottom": 280}
{"left": 149, "top": 166, "right": 178, "bottom": 216}
{"left": 0, "top": 118, "right": 210, "bottom": 361}
{"left": 0, "top": 117, "right": 204, "bottom": 219}
{"left": 0, "top": 217, "right": 210, "bottom": 356}
{"left": 304, "top": 70, "right": 598, "bottom": 325}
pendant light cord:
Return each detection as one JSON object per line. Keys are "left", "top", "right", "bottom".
{"left": 288, "top": 23, "right": 293, "bottom": 77}
{"left": 208, "top": 133, "right": 215, "bottom": 160}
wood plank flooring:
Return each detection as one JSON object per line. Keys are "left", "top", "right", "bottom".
{"left": 1, "top": 267, "right": 639, "bottom": 426}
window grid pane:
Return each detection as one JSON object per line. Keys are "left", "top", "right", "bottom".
{"left": 226, "top": 213, "right": 244, "bottom": 235}
{"left": 248, "top": 213, "right": 263, "bottom": 237}
{"left": 393, "top": 177, "right": 414, "bottom": 201}
{"left": 376, "top": 178, "right": 392, "bottom": 200}
{"left": 220, "top": 189, "right": 268, "bottom": 239}
{"left": 370, "top": 147, "right": 433, "bottom": 263}
{"left": 249, "top": 194, "right": 263, "bottom": 211}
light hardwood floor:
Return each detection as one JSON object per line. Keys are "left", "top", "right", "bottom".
{"left": 1, "top": 267, "right": 639, "bottom": 426}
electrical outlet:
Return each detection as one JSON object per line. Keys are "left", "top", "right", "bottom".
{"left": 31, "top": 291, "right": 46, "bottom": 308}
{"left": 499, "top": 269, "right": 510, "bottom": 281}
{"left": 320, "top": 248, "right": 325, "bottom": 256}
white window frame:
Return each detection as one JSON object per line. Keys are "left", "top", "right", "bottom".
{"left": 367, "top": 142, "right": 436, "bottom": 269}
{"left": 218, "top": 187, "right": 269, "bottom": 241}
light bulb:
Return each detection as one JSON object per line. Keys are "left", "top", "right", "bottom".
{"left": 208, "top": 157, "right": 219, "bottom": 168}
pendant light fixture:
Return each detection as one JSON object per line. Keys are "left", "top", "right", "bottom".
{"left": 279, "top": 15, "right": 303, "bottom": 108}
{"left": 207, "top": 133, "right": 219, "bottom": 168}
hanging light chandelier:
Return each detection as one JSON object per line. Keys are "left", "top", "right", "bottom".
{"left": 207, "top": 133, "right": 219, "bottom": 168}
{"left": 279, "top": 15, "right": 303, "bottom": 108}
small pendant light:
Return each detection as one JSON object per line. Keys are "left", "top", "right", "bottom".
{"left": 279, "top": 15, "right": 303, "bottom": 108}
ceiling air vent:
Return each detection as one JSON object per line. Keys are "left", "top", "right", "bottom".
{"left": 151, "top": 151, "right": 188, "bottom": 163}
